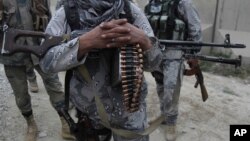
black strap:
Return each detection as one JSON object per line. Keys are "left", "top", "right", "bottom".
{"left": 165, "top": 0, "right": 181, "bottom": 39}
{"left": 63, "top": 0, "right": 80, "bottom": 110}
{"left": 64, "top": 69, "right": 73, "bottom": 110}
{"left": 170, "top": 0, "right": 181, "bottom": 19}
{"left": 63, "top": 0, "right": 80, "bottom": 31}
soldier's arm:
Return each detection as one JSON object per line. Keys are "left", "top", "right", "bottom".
{"left": 178, "top": 0, "right": 202, "bottom": 42}
{"left": 40, "top": 7, "right": 87, "bottom": 73}
{"left": 130, "top": 2, "right": 163, "bottom": 72}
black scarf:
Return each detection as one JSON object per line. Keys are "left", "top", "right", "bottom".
{"left": 74, "top": 0, "right": 125, "bottom": 28}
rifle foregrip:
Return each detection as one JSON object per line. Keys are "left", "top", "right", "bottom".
{"left": 200, "top": 84, "right": 208, "bottom": 102}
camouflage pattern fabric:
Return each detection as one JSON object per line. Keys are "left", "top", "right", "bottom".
{"left": 147, "top": 0, "right": 202, "bottom": 125}
{"left": 4, "top": 65, "right": 64, "bottom": 113}
{"left": 0, "top": 0, "right": 65, "bottom": 115}
{"left": 40, "top": 2, "right": 163, "bottom": 141}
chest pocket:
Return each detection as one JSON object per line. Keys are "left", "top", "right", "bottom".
{"left": 16, "top": 0, "right": 33, "bottom": 30}
{"left": 145, "top": 0, "right": 185, "bottom": 40}
{"left": 3, "top": 0, "right": 18, "bottom": 27}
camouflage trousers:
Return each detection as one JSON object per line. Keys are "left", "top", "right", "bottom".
{"left": 152, "top": 59, "right": 184, "bottom": 125}
{"left": 4, "top": 65, "right": 65, "bottom": 115}
{"left": 26, "top": 61, "right": 37, "bottom": 82}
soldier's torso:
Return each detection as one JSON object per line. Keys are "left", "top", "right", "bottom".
{"left": 64, "top": 2, "right": 148, "bottom": 119}
{"left": 145, "top": 0, "right": 186, "bottom": 60}
{"left": 70, "top": 48, "right": 148, "bottom": 121}
{"left": 145, "top": 0, "right": 186, "bottom": 40}
{"left": 0, "top": 0, "right": 34, "bottom": 66}
{"left": 3, "top": 0, "right": 33, "bottom": 29}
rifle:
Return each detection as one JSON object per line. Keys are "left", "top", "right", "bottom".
{"left": 159, "top": 35, "right": 244, "bottom": 102}
{"left": 0, "top": 27, "right": 246, "bottom": 102}
{"left": 0, "top": 24, "right": 69, "bottom": 57}
{"left": 0, "top": 26, "right": 246, "bottom": 56}
{"left": 184, "top": 54, "right": 241, "bottom": 102}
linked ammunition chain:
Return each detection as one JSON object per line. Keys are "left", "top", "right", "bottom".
{"left": 120, "top": 44, "right": 143, "bottom": 113}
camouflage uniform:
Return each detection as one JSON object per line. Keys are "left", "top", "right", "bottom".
{"left": 55, "top": 0, "right": 63, "bottom": 10}
{"left": 0, "top": 0, "right": 64, "bottom": 116}
{"left": 150, "top": 0, "right": 202, "bottom": 125}
{"left": 40, "top": 1, "right": 162, "bottom": 141}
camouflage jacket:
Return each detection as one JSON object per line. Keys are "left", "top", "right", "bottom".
{"left": 40, "top": 2, "right": 162, "bottom": 124}
{"left": 165, "top": 0, "right": 202, "bottom": 60}
{"left": 0, "top": 0, "right": 50, "bottom": 66}
{"left": 178, "top": 0, "right": 202, "bottom": 42}
{"left": 151, "top": 0, "right": 202, "bottom": 60}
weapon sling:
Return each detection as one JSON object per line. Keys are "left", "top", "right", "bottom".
{"left": 77, "top": 65, "right": 165, "bottom": 139}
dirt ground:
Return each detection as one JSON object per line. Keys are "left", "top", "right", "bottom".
{"left": 0, "top": 1, "right": 249, "bottom": 141}
{"left": 0, "top": 63, "right": 250, "bottom": 141}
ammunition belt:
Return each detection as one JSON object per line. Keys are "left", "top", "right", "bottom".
{"left": 120, "top": 44, "right": 143, "bottom": 113}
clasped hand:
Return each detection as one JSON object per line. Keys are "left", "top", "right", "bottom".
{"left": 78, "top": 19, "right": 152, "bottom": 57}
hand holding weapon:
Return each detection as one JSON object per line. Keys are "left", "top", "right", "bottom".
{"left": 0, "top": 26, "right": 246, "bottom": 103}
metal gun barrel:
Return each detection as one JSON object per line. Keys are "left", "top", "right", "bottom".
{"left": 159, "top": 39, "right": 246, "bottom": 48}
{"left": 184, "top": 54, "right": 242, "bottom": 67}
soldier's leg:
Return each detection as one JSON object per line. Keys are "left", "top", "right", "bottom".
{"left": 151, "top": 71, "right": 165, "bottom": 115}
{"left": 34, "top": 65, "right": 75, "bottom": 140}
{"left": 26, "top": 62, "right": 39, "bottom": 93}
{"left": 34, "top": 65, "right": 64, "bottom": 108}
{"left": 161, "top": 60, "right": 184, "bottom": 141}
{"left": 4, "top": 65, "right": 38, "bottom": 141}
{"left": 4, "top": 65, "right": 32, "bottom": 114}
{"left": 162, "top": 60, "right": 183, "bottom": 124}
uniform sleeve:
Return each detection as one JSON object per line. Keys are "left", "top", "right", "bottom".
{"left": 39, "top": 7, "right": 87, "bottom": 73}
{"left": 178, "top": 0, "right": 202, "bottom": 42}
{"left": 130, "top": 2, "right": 163, "bottom": 72}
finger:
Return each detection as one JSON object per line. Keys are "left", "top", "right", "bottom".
{"left": 114, "top": 36, "right": 132, "bottom": 43}
{"left": 100, "top": 19, "right": 128, "bottom": 30}
{"left": 104, "top": 26, "right": 131, "bottom": 35}
{"left": 111, "top": 18, "right": 128, "bottom": 25}
{"left": 100, "top": 22, "right": 118, "bottom": 30}
{"left": 106, "top": 42, "right": 126, "bottom": 48}
{"left": 101, "top": 33, "right": 127, "bottom": 39}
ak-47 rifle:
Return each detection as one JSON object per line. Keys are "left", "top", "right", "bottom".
{"left": 0, "top": 26, "right": 246, "bottom": 103}
{"left": 0, "top": 25, "right": 245, "bottom": 57}
{"left": 182, "top": 54, "right": 242, "bottom": 102}
{"left": 159, "top": 35, "right": 244, "bottom": 102}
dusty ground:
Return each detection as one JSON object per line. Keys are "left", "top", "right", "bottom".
{"left": 0, "top": 63, "right": 250, "bottom": 141}
{"left": 0, "top": 1, "right": 249, "bottom": 141}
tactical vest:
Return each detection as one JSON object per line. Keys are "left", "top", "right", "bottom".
{"left": 145, "top": 0, "right": 186, "bottom": 40}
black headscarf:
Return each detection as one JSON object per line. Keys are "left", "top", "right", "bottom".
{"left": 74, "top": 0, "right": 125, "bottom": 28}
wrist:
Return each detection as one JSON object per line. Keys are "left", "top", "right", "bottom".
{"left": 140, "top": 35, "right": 152, "bottom": 51}
{"left": 77, "top": 35, "right": 92, "bottom": 60}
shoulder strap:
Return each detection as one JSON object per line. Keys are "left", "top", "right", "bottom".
{"left": 64, "top": 69, "right": 73, "bottom": 110}
{"left": 63, "top": 0, "right": 80, "bottom": 109}
{"left": 63, "top": 0, "right": 80, "bottom": 31}
{"left": 165, "top": 0, "right": 181, "bottom": 39}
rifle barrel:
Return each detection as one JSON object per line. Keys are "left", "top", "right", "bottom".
{"left": 159, "top": 40, "right": 246, "bottom": 48}
{"left": 184, "top": 54, "right": 242, "bottom": 67}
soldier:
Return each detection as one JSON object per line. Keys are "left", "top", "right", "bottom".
{"left": 40, "top": 0, "right": 163, "bottom": 140}
{"left": 0, "top": 0, "right": 74, "bottom": 141}
{"left": 145, "top": 0, "right": 202, "bottom": 140}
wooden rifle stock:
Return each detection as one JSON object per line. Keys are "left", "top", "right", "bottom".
{"left": 0, "top": 28, "right": 69, "bottom": 57}
{"left": 194, "top": 65, "right": 208, "bottom": 102}
{"left": 185, "top": 62, "right": 208, "bottom": 102}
